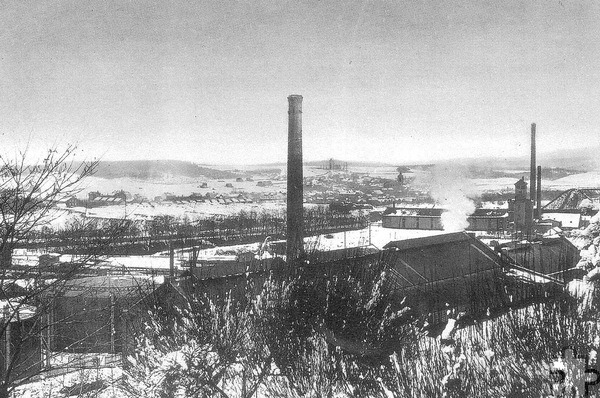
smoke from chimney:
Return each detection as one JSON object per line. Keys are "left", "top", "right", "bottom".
{"left": 287, "top": 95, "right": 304, "bottom": 264}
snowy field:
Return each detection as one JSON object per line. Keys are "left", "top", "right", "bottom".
{"left": 70, "top": 200, "right": 288, "bottom": 220}
{"left": 81, "top": 175, "right": 287, "bottom": 200}
{"left": 470, "top": 171, "right": 600, "bottom": 192}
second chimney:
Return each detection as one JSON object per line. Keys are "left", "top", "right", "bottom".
{"left": 529, "top": 123, "right": 536, "bottom": 203}
{"left": 286, "top": 95, "right": 304, "bottom": 265}
{"left": 536, "top": 165, "right": 542, "bottom": 219}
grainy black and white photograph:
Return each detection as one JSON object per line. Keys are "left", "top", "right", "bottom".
{"left": 1, "top": 1, "right": 599, "bottom": 397}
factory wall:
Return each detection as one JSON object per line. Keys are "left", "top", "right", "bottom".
{"left": 382, "top": 215, "right": 443, "bottom": 230}
{"left": 382, "top": 214, "right": 507, "bottom": 232}
{"left": 467, "top": 217, "right": 508, "bottom": 231}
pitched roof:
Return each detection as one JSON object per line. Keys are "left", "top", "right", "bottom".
{"left": 382, "top": 233, "right": 505, "bottom": 288}
{"left": 499, "top": 236, "right": 580, "bottom": 277}
{"left": 383, "top": 232, "right": 473, "bottom": 251}
{"left": 515, "top": 178, "right": 527, "bottom": 187}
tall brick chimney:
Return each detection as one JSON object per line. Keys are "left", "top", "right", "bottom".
{"left": 536, "top": 165, "right": 542, "bottom": 219}
{"left": 286, "top": 95, "right": 304, "bottom": 264}
{"left": 529, "top": 123, "right": 536, "bottom": 203}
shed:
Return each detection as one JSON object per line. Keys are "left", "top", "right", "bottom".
{"left": 49, "top": 275, "right": 161, "bottom": 353}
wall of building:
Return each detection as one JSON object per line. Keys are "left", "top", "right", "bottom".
{"left": 52, "top": 296, "right": 127, "bottom": 353}
{"left": 467, "top": 217, "right": 507, "bottom": 232}
{"left": 382, "top": 215, "right": 443, "bottom": 230}
{"left": 383, "top": 214, "right": 507, "bottom": 232}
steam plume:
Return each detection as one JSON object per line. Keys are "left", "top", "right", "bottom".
{"left": 427, "top": 164, "right": 476, "bottom": 231}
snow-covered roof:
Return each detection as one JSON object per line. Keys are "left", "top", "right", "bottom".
{"left": 542, "top": 212, "right": 581, "bottom": 228}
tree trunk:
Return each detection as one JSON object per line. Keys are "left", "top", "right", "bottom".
{"left": 0, "top": 383, "right": 9, "bottom": 398}
{"left": 0, "top": 246, "right": 11, "bottom": 269}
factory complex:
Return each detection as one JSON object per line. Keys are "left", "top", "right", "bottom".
{"left": 2, "top": 95, "right": 598, "bottom": 397}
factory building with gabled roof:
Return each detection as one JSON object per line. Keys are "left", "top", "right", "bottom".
{"left": 382, "top": 232, "right": 563, "bottom": 328}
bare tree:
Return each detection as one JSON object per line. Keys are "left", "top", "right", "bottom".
{"left": 0, "top": 145, "right": 129, "bottom": 397}
{"left": 0, "top": 145, "right": 97, "bottom": 266}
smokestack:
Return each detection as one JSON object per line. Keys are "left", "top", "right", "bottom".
{"left": 287, "top": 95, "right": 304, "bottom": 264}
{"left": 536, "top": 165, "right": 542, "bottom": 218}
{"left": 529, "top": 123, "right": 536, "bottom": 202}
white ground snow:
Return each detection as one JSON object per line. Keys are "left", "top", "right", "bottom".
{"left": 101, "top": 224, "right": 446, "bottom": 271}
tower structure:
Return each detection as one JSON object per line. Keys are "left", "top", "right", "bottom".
{"left": 286, "top": 95, "right": 304, "bottom": 264}
{"left": 529, "top": 123, "right": 536, "bottom": 203}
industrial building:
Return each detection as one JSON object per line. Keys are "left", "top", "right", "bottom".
{"left": 381, "top": 232, "right": 563, "bottom": 327}
{"left": 541, "top": 188, "right": 600, "bottom": 230}
{"left": 382, "top": 233, "right": 507, "bottom": 323}
{"left": 381, "top": 207, "right": 509, "bottom": 232}
{"left": 508, "top": 177, "right": 535, "bottom": 231}
{"left": 498, "top": 236, "right": 581, "bottom": 281}
{"left": 382, "top": 124, "right": 548, "bottom": 235}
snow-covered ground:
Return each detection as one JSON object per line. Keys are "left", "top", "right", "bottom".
{"left": 81, "top": 175, "right": 287, "bottom": 200}
{"left": 12, "top": 360, "right": 122, "bottom": 398}
{"left": 101, "top": 224, "right": 445, "bottom": 272}
{"left": 65, "top": 200, "right": 288, "bottom": 221}
{"left": 546, "top": 171, "right": 600, "bottom": 189}
{"left": 306, "top": 223, "right": 445, "bottom": 251}
{"left": 466, "top": 172, "right": 600, "bottom": 193}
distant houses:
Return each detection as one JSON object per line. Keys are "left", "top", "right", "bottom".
{"left": 162, "top": 193, "right": 251, "bottom": 204}
{"left": 65, "top": 196, "right": 79, "bottom": 208}
{"left": 64, "top": 191, "right": 130, "bottom": 208}
{"left": 256, "top": 180, "right": 273, "bottom": 187}
{"left": 63, "top": 190, "right": 255, "bottom": 209}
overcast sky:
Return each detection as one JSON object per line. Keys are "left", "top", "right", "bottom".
{"left": 1, "top": 0, "right": 598, "bottom": 164}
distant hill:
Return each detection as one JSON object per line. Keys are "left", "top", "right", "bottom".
{"left": 538, "top": 146, "right": 600, "bottom": 171}
{"left": 401, "top": 145, "right": 600, "bottom": 172}
{"left": 93, "top": 160, "right": 240, "bottom": 180}
{"left": 304, "top": 159, "right": 394, "bottom": 167}
{"left": 244, "top": 159, "right": 395, "bottom": 168}
{"left": 91, "top": 145, "right": 598, "bottom": 181}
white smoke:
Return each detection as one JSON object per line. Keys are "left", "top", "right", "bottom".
{"left": 426, "top": 164, "right": 477, "bottom": 232}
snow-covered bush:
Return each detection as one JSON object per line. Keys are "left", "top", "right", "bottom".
{"left": 119, "top": 284, "right": 274, "bottom": 398}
